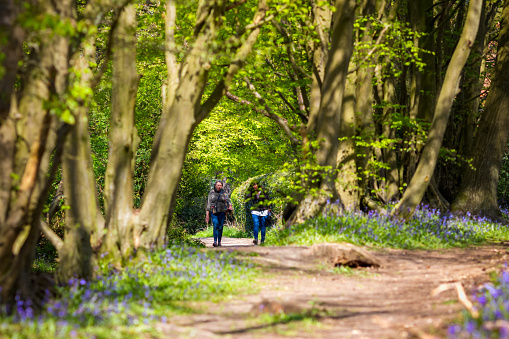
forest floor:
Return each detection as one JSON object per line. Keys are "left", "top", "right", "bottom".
{"left": 159, "top": 237, "right": 509, "bottom": 338}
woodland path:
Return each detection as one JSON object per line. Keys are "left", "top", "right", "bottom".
{"left": 158, "top": 238, "right": 509, "bottom": 338}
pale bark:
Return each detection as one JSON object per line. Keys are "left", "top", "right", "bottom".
{"left": 452, "top": 0, "right": 509, "bottom": 218}
{"left": 57, "top": 1, "right": 109, "bottom": 282}
{"left": 103, "top": 4, "right": 140, "bottom": 259}
{"left": 394, "top": 0, "right": 483, "bottom": 218}
{"left": 355, "top": 0, "right": 378, "bottom": 202}
{"left": 336, "top": 73, "right": 359, "bottom": 209}
{"left": 382, "top": 78, "right": 400, "bottom": 202}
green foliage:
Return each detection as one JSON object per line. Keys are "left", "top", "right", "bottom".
{"left": 6, "top": 244, "right": 257, "bottom": 338}
{"left": 166, "top": 223, "right": 205, "bottom": 247}
{"left": 267, "top": 207, "right": 509, "bottom": 250}
{"left": 231, "top": 172, "right": 287, "bottom": 234}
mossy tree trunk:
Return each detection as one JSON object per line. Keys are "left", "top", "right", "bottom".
{"left": 0, "top": 0, "right": 66, "bottom": 308}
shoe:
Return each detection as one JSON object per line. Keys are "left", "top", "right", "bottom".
{"left": 261, "top": 241, "right": 265, "bottom": 245}
{"left": 217, "top": 243, "right": 222, "bottom": 247}
{"left": 212, "top": 243, "right": 218, "bottom": 247}
{"left": 253, "top": 239, "right": 258, "bottom": 245}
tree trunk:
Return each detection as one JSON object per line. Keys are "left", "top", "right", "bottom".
{"left": 289, "top": 0, "right": 357, "bottom": 224}
{"left": 336, "top": 73, "right": 359, "bottom": 209}
{"left": 57, "top": 2, "right": 106, "bottom": 283}
{"left": 103, "top": 4, "right": 140, "bottom": 260}
{"left": 136, "top": 0, "right": 268, "bottom": 248}
{"left": 0, "top": 1, "right": 25, "bottom": 225}
{"left": 355, "top": 0, "right": 378, "bottom": 203}
{"left": 452, "top": 0, "right": 509, "bottom": 218}
{"left": 394, "top": 0, "right": 483, "bottom": 218}
{"left": 0, "top": 0, "right": 68, "bottom": 306}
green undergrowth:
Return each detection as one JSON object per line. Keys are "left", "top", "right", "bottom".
{"left": 265, "top": 208, "right": 509, "bottom": 250}
{"left": 5, "top": 244, "right": 257, "bottom": 338}
{"left": 194, "top": 225, "right": 251, "bottom": 238}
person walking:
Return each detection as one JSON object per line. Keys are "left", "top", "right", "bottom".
{"left": 206, "top": 181, "right": 232, "bottom": 247}
{"left": 245, "top": 181, "right": 270, "bottom": 245}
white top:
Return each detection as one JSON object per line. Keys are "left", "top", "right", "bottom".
{"left": 251, "top": 210, "right": 270, "bottom": 217}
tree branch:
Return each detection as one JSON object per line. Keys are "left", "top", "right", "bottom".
{"left": 241, "top": 77, "right": 302, "bottom": 145}
{"left": 40, "top": 220, "right": 63, "bottom": 252}
{"left": 197, "top": 0, "right": 269, "bottom": 122}
{"left": 348, "top": 25, "right": 389, "bottom": 74}
{"left": 271, "top": 19, "right": 312, "bottom": 79}
{"left": 226, "top": 0, "right": 249, "bottom": 11}
{"left": 91, "top": 1, "right": 131, "bottom": 89}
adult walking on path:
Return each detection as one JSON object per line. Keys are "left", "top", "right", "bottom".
{"left": 245, "top": 181, "right": 271, "bottom": 245}
{"left": 205, "top": 181, "right": 233, "bottom": 247}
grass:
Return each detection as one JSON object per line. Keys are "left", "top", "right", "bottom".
{"left": 265, "top": 206, "right": 509, "bottom": 250}
{"left": 7, "top": 204, "right": 509, "bottom": 337}
{"left": 2, "top": 244, "right": 257, "bottom": 338}
{"left": 194, "top": 224, "right": 251, "bottom": 238}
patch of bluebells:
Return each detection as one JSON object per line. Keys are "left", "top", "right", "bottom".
{"left": 270, "top": 204, "right": 509, "bottom": 249}
{"left": 449, "top": 268, "right": 509, "bottom": 338}
{"left": 1, "top": 244, "right": 253, "bottom": 336}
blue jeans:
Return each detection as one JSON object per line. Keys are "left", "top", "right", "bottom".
{"left": 211, "top": 212, "right": 226, "bottom": 244}
{"left": 252, "top": 213, "right": 268, "bottom": 242}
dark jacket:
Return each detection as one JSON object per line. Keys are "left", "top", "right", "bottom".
{"left": 245, "top": 188, "right": 270, "bottom": 212}
{"left": 206, "top": 190, "right": 230, "bottom": 214}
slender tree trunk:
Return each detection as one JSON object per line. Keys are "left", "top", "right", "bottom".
{"left": 103, "top": 4, "right": 140, "bottom": 260}
{"left": 452, "top": 0, "right": 509, "bottom": 218}
{"left": 57, "top": 1, "right": 107, "bottom": 282}
{"left": 394, "top": 0, "right": 483, "bottom": 218}
{"left": 289, "top": 0, "right": 357, "bottom": 223}
{"left": 355, "top": 0, "right": 378, "bottom": 203}
{"left": 382, "top": 77, "right": 400, "bottom": 202}
{"left": 336, "top": 73, "right": 359, "bottom": 209}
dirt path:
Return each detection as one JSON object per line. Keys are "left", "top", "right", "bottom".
{"left": 164, "top": 239, "right": 509, "bottom": 338}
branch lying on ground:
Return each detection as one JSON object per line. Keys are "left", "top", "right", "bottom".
{"left": 431, "top": 282, "right": 479, "bottom": 318}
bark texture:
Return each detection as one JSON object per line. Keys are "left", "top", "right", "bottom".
{"left": 394, "top": 0, "right": 483, "bottom": 218}
{"left": 289, "top": 0, "right": 357, "bottom": 223}
{"left": 0, "top": 0, "right": 65, "bottom": 307}
{"left": 452, "top": 0, "right": 509, "bottom": 218}
{"left": 103, "top": 4, "right": 140, "bottom": 260}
